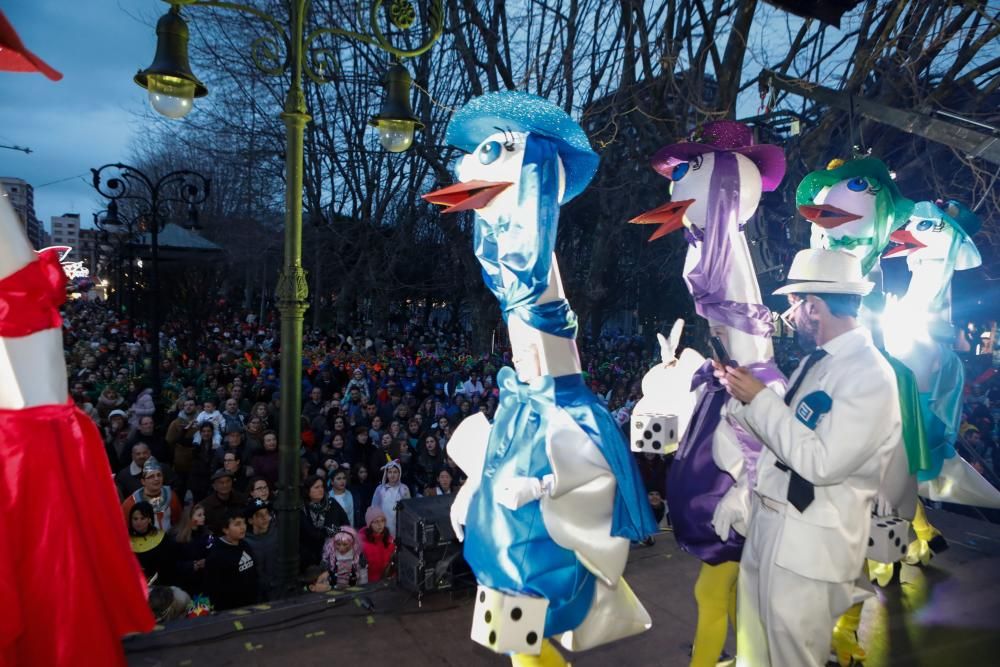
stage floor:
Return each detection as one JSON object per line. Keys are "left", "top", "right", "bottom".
{"left": 126, "top": 507, "right": 1000, "bottom": 667}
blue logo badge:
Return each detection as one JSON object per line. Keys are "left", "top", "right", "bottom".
{"left": 795, "top": 391, "right": 832, "bottom": 430}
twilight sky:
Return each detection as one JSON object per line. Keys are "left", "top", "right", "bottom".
{"left": 0, "top": 1, "right": 161, "bottom": 230}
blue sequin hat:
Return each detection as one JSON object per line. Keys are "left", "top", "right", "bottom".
{"left": 445, "top": 91, "right": 599, "bottom": 203}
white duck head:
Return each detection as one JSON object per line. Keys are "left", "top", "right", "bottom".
{"left": 884, "top": 199, "right": 981, "bottom": 271}
{"left": 796, "top": 158, "right": 914, "bottom": 276}
{"left": 423, "top": 92, "right": 599, "bottom": 381}
{"left": 630, "top": 120, "right": 784, "bottom": 241}
{"left": 630, "top": 121, "right": 786, "bottom": 364}
{"left": 424, "top": 130, "right": 566, "bottom": 223}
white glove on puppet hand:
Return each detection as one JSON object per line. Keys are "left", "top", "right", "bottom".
{"left": 872, "top": 493, "right": 894, "bottom": 518}
{"left": 711, "top": 481, "right": 751, "bottom": 541}
{"left": 656, "top": 319, "right": 685, "bottom": 365}
{"left": 450, "top": 483, "right": 476, "bottom": 542}
{"left": 495, "top": 474, "right": 555, "bottom": 511}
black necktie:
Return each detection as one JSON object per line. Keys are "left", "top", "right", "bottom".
{"left": 776, "top": 348, "right": 829, "bottom": 512}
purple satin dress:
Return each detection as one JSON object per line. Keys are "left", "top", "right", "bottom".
{"left": 666, "top": 360, "right": 784, "bottom": 565}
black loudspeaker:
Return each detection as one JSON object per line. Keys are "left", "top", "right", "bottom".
{"left": 395, "top": 494, "right": 458, "bottom": 551}
{"left": 397, "top": 543, "right": 467, "bottom": 593}
{"left": 394, "top": 495, "right": 472, "bottom": 598}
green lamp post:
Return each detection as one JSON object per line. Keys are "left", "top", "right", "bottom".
{"left": 133, "top": 0, "right": 443, "bottom": 594}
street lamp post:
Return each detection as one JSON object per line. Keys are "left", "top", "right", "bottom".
{"left": 92, "top": 163, "right": 210, "bottom": 402}
{"left": 95, "top": 206, "right": 134, "bottom": 322}
{"left": 132, "top": 0, "right": 443, "bottom": 592}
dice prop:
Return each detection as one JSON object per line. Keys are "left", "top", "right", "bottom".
{"left": 867, "top": 516, "right": 914, "bottom": 563}
{"left": 470, "top": 585, "right": 549, "bottom": 655}
{"left": 630, "top": 413, "right": 679, "bottom": 455}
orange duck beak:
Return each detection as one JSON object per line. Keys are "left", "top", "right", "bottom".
{"left": 798, "top": 204, "right": 862, "bottom": 229}
{"left": 883, "top": 229, "right": 926, "bottom": 258}
{"left": 629, "top": 199, "right": 694, "bottom": 242}
{"left": 422, "top": 180, "right": 513, "bottom": 214}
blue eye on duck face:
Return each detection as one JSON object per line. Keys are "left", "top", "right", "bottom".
{"left": 916, "top": 219, "right": 934, "bottom": 231}
{"left": 478, "top": 141, "right": 503, "bottom": 165}
{"left": 671, "top": 163, "right": 689, "bottom": 181}
{"left": 846, "top": 177, "right": 881, "bottom": 195}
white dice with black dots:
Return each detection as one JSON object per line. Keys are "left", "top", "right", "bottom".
{"left": 470, "top": 585, "right": 549, "bottom": 655}
{"left": 630, "top": 413, "right": 680, "bottom": 455}
{"left": 867, "top": 516, "right": 915, "bottom": 563}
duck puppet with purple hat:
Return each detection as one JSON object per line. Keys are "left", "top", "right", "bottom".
{"left": 630, "top": 120, "right": 788, "bottom": 667}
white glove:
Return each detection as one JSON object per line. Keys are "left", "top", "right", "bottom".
{"left": 496, "top": 474, "right": 554, "bottom": 511}
{"left": 711, "top": 480, "right": 750, "bottom": 541}
{"left": 656, "top": 319, "right": 685, "bottom": 365}
{"left": 450, "top": 483, "right": 475, "bottom": 542}
{"left": 873, "top": 493, "right": 894, "bottom": 517}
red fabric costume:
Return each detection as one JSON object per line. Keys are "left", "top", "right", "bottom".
{"left": 0, "top": 250, "right": 154, "bottom": 667}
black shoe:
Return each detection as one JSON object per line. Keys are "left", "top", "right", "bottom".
{"left": 928, "top": 535, "right": 949, "bottom": 555}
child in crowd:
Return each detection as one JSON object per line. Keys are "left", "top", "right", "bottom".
{"left": 205, "top": 507, "right": 258, "bottom": 610}
{"left": 193, "top": 400, "right": 224, "bottom": 448}
{"left": 359, "top": 506, "right": 395, "bottom": 583}
{"left": 302, "top": 565, "right": 333, "bottom": 593}
{"left": 321, "top": 526, "right": 368, "bottom": 589}
{"left": 372, "top": 460, "right": 410, "bottom": 537}
{"left": 244, "top": 498, "right": 280, "bottom": 601}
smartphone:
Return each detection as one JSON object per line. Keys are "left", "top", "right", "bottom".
{"left": 709, "top": 335, "right": 732, "bottom": 365}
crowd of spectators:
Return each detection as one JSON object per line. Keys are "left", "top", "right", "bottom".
{"left": 62, "top": 299, "right": 1000, "bottom": 619}
{"left": 63, "top": 300, "right": 669, "bottom": 618}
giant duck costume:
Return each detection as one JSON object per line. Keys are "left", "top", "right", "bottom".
{"left": 424, "top": 91, "right": 657, "bottom": 667}
{"left": 629, "top": 120, "right": 787, "bottom": 667}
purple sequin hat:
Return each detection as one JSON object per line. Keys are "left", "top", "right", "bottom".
{"left": 651, "top": 120, "right": 786, "bottom": 192}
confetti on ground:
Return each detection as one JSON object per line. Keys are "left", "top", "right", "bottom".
{"left": 252, "top": 604, "right": 271, "bottom": 611}
{"left": 305, "top": 630, "right": 326, "bottom": 639}
{"left": 366, "top": 615, "right": 375, "bottom": 626}
{"left": 233, "top": 621, "right": 244, "bottom": 631}
{"left": 231, "top": 609, "right": 251, "bottom": 615}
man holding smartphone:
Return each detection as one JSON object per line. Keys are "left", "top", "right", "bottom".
{"left": 714, "top": 248, "right": 908, "bottom": 667}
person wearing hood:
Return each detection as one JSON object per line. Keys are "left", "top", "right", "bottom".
{"left": 128, "top": 386, "right": 155, "bottom": 431}
{"left": 359, "top": 506, "right": 395, "bottom": 583}
{"left": 371, "top": 460, "right": 410, "bottom": 537}
{"left": 321, "top": 525, "right": 369, "bottom": 589}
{"left": 104, "top": 408, "right": 131, "bottom": 469}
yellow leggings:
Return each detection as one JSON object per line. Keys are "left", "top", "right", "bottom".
{"left": 690, "top": 560, "right": 739, "bottom": 667}
{"left": 911, "top": 502, "right": 940, "bottom": 542}
{"left": 832, "top": 602, "right": 865, "bottom": 666}
{"left": 511, "top": 639, "right": 568, "bottom": 667}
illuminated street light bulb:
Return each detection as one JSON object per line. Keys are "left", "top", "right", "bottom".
{"left": 369, "top": 63, "right": 422, "bottom": 153}
{"left": 147, "top": 74, "right": 196, "bottom": 119}
{"left": 377, "top": 118, "right": 416, "bottom": 152}
{"left": 134, "top": 6, "right": 207, "bottom": 120}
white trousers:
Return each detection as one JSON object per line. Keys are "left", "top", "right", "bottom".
{"left": 736, "top": 496, "right": 854, "bottom": 667}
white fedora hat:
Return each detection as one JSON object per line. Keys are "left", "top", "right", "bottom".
{"left": 773, "top": 248, "right": 874, "bottom": 296}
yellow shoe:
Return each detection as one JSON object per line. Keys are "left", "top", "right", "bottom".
{"left": 867, "top": 559, "right": 899, "bottom": 587}
{"left": 831, "top": 626, "right": 867, "bottom": 667}
{"left": 511, "top": 639, "right": 569, "bottom": 667}
{"left": 904, "top": 539, "right": 932, "bottom": 566}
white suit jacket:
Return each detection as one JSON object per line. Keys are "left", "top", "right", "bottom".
{"left": 732, "top": 327, "right": 903, "bottom": 583}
